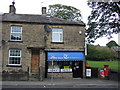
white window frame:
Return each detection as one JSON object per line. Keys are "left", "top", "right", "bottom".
{"left": 10, "top": 26, "right": 22, "bottom": 41}
{"left": 8, "top": 49, "right": 21, "bottom": 66}
{"left": 52, "top": 28, "right": 63, "bottom": 42}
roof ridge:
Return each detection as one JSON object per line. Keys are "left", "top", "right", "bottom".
{"left": 2, "top": 13, "right": 85, "bottom": 26}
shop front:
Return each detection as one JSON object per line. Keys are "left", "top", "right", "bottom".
{"left": 45, "top": 52, "right": 85, "bottom": 78}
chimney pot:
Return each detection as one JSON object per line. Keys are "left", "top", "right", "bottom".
{"left": 9, "top": 1, "right": 16, "bottom": 14}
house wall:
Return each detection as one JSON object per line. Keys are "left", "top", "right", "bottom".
{"left": 47, "top": 25, "right": 85, "bottom": 50}
{"left": 2, "top": 22, "right": 85, "bottom": 78}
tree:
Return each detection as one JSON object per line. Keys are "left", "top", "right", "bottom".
{"left": 106, "top": 40, "right": 119, "bottom": 48}
{"left": 86, "top": 2, "right": 120, "bottom": 43}
{"left": 48, "top": 4, "right": 82, "bottom": 22}
{"left": 86, "top": 44, "right": 118, "bottom": 61}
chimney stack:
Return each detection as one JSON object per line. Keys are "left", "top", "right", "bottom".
{"left": 9, "top": 1, "right": 16, "bottom": 14}
{"left": 42, "top": 7, "right": 46, "bottom": 14}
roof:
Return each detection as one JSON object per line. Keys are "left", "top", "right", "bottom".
{"left": 111, "top": 46, "right": 120, "bottom": 52}
{"left": 2, "top": 13, "right": 85, "bottom": 26}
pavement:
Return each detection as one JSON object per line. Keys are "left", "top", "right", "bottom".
{"left": 1, "top": 78, "right": 119, "bottom": 89}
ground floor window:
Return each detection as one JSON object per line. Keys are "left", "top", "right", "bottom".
{"left": 48, "top": 61, "right": 73, "bottom": 72}
{"left": 8, "top": 49, "right": 21, "bottom": 65}
{"left": 46, "top": 52, "right": 84, "bottom": 78}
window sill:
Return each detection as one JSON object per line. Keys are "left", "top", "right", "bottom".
{"left": 8, "top": 40, "right": 23, "bottom": 43}
{"left": 51, "top": 42, "right": 64, "bottom": 44}
{"left": 6, "top": 65, "right": 22, "bottom": 67}
{"left": 48, "top": 72, "right": 72, "bottom": 73}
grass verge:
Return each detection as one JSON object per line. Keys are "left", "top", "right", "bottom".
{"left": 87, "top": 61, "right": 120, "bottom": 70}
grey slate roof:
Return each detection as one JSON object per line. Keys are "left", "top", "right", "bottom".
{"left": 2, "top": 13, "right": 85, "bottom": 26}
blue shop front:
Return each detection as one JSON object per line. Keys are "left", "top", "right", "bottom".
{"left": 45, "top": 52, "right": 85, "bottom": 78}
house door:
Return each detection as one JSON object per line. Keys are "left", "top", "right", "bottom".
{"left": 31, "top": 50, "right": 40, "bottom": 73}
{"left": 73, "top": 61, "right": 83, "bottom": 78}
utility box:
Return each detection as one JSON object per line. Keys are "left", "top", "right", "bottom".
{"left": 86, "top": 64, "right": 91, "bottom": 78}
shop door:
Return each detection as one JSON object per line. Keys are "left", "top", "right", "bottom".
{"left": 31, "top": 50, "right": 40, "bottom": 73}
{"left": 73, "top": 61, "right": 83, "bottom": 78}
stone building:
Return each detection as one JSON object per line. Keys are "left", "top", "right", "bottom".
{"left": 1, "top": 2, "right": 86, "bottom": 80}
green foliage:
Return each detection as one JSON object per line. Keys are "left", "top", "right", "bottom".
{"left": 86, "top": 2, "right": 120, "bottom": 43}
{"left": 86, "top": 44, "right": 97, "bottom": 60}
{"left": 48, "top": 4, "right": 82, "bottom": 22}
{"left": 106, "top": 40, "right": 119, "bottom": 48}
{"left": 86, "top": 44, "right": 118, "bottom": 61}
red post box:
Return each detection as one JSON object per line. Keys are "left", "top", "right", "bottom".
{"left": 104, "top": 65, "right": 109, "bottom": 80}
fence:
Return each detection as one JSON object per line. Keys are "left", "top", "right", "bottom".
{"left": 91, "top": 68, "right": 119, "bottom": 81}
{"left": 109, "top": 69, "right": 120, "bottom": 81}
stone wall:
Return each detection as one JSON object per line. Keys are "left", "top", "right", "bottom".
{"left": 47, "top": 25, "right": 85, "bottom": 50}
{"left": 2, "top": 22, "right": 85, "bottom": 77}
{"left": 47, "top": 72, "right": 73, "bottom": 78}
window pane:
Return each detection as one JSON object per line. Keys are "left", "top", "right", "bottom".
{"left": 10, "top": 50, "right": 20, "bottom": 56}
{"left": 52, "top": 28, "right": 62, "bottom": 32}
{"left": 12, "top": 26, "right": 22, "bottom": 33}
{"left": 48, "top": 61, "right": 72, "bottom": 72}
{"left": 11, "top": 26, "right": 22, "bottom": 41}
{"left": 11, "top": 33, "right": 22, "bottom": 40}
{"left": 9, "top": 57, "right": 21, "bottom": 64}
{"left": 52, "top": 28, "right": 63, "bottom": 42}
{"left": 52, "top": 33, "right": 60, "bottom": 42}
{"left": 9, "top": 49, "right": 21, "bottom": 65}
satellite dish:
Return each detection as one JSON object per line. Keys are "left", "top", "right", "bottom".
{"left": 44, "top": 25, "right": 52, "bottom": 32}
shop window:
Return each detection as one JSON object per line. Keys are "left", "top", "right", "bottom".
{"left": 10, "top": 26, "right": 22, "bottom": 41}
{"left": 52, "top": 28, "right": 63, "bottom": 42}
{"left": 8, "top": 49, "right": 21, "bottom": 66}
{"left": 48, "top": 61, "right": 72, "bottom": 72}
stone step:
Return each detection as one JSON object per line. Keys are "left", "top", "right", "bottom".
{"left": 29, "top": 73, "right": 39, "bottom": 81}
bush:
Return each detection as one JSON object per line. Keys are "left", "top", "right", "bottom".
{"left": 86, "top": 44, "right": 118, "bottom": 61}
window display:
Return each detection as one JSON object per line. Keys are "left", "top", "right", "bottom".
{"left": 48, "top": 61, "right": 72, "bottom": 72}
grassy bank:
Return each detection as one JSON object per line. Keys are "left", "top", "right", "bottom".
{"left": 87, "top": 61, "right": 119, "bottom": 70}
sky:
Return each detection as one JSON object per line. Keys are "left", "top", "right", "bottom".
{"left": 0, "top": 0, "right": 118, "bottom": 46}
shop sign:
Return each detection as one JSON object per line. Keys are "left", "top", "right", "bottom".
{"left": 86, "top": 69, "right": 91, "bottom": 77}
{"left": 48, "top": 69, "right": 60, "bottom": 72}
{"left": 61, "top": 69, "right": 72, "bottom": 72}
{"left": 48, "top": 52, "right": 85, "bottom": 61}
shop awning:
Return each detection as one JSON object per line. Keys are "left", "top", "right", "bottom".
{"left": 47, "top": 52, "right": 85, "bottom": 61}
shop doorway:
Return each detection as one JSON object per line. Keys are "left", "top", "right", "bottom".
{"left": 73, "top": 61, "right": 83, "bottom": 78}
{"left": 31, "top": 50, "right": 40, "bottom": 73}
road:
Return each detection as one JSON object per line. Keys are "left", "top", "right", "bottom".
{"left": 1, "top": 78, "right": 119, "bottom": 90}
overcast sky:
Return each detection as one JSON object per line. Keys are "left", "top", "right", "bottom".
{"left": 0, "top": 0, "right": 118, "bottom": 46}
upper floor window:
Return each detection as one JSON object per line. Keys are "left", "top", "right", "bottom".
{"left": 10, "top": 26, "right": 22, "bottom": 41}
{"left": 52, "top": 28, "right": 63, "bottom": 42}
{"left": 8, "top": 49, "right": 21, "bottom": 65}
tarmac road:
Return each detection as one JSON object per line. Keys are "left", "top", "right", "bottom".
{"left": 1, "top": 78, "right": 119, "bottom": 90}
